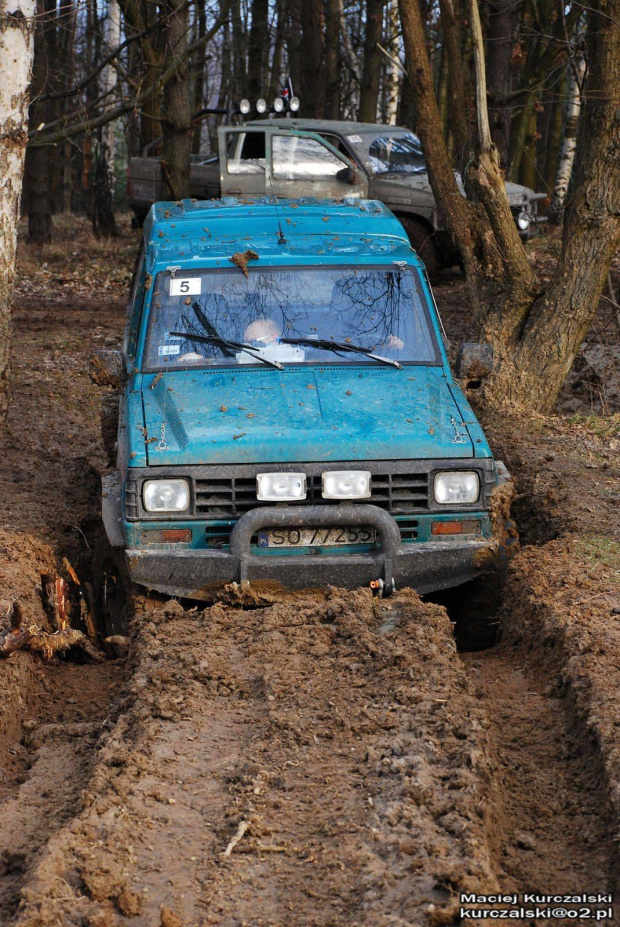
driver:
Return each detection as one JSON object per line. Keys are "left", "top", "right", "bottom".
{"left": 244, "top": 318, "right": 281, "bottom": 346}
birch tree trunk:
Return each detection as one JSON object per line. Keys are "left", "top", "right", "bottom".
{"left": 385, "top": 0, "right": 400, "bottom": 125}
{"left": 0, "top": 0, "right": 36, "bottom": 420}
{"left": 548, "top": 52, "right": 586, "bottom": 224}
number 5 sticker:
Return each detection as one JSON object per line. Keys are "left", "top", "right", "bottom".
{"left": 170, "top": 277, "right": 201, "bottom": 296}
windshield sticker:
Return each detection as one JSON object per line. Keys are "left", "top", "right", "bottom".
{"left": 346, "top": 134, "right": 363, "bottom": 144}
{"left": 170, "top": 277, "right": 201, "bottom": 296}
{"left": 158, "top": 344, "right": 180, "bottom": 356}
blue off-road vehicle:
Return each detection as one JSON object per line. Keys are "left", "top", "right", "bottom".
{"left": 97, "top": 196, "right": 511, "bottom": 613}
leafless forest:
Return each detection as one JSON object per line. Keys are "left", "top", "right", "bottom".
{"left": 0, "top": 2, "right": 619, "bottom": 926}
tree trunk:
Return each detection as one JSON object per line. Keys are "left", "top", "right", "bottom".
{"left": 0, "top": 0, "right": 36, "bottom": 420}
{"left": 93, "top": 0, "right": 121, "bottom": 237}
{"left": 437, "top": 0, "right": 472, "bottom": 165}
{"left": 299, "top": 0, "right": 324, "bottom": 117}
{"left": 518, "top": 104, "right": 537, "bottom": 190}
{"left": 485, "top": 0, "right": 519, "bottom": 171}
{"left": 60, "top": 0, "right": 76, "bottom": 211}
{"left": 26, "top": 0, "right": 52, "bottom": 244}
{"left": 192, "top": 0, "right": 207, "bottom": 153}
{"left": 358, "top": 0, "right": 383, "bottom": 122}
{"left": 247, "top": 0, "right": 268, "bottom": 101}
{"left": 548, "top": 51, "right": 586, "bottom": 224}
{"left": 336, "top": 0, "right": 360, "bottom": 89}
{"left": 385, "top": 0, "right": 400, "bottom": 125}
{"left": 267, "top": 0, "right": 286, "bottom": 104}
{"left": 160, "top": 0, "right": 192, "bottom": 200}
{"left": 542, "top": 88, "right": 563, "bottom": 197}
{"left": 324, "top": 0, "right": 341, "bottom": 119}
{"left": 286, "top": 0, "right": 303, "bottom": 102}
{"left": 231, "top": 0, "right": 247, "bottom": 101}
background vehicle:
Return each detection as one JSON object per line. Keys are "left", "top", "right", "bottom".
{"left": 127, "top": 120, "right": 546, "bottom": 273}
{"left": 97, "top": 196, "right": 511, "bottom": 606}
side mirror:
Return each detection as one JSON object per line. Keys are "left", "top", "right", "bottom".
{"left": 348, "top": 165, "right": 365, "bottom": 185}
{"left": 455, "top": 343, "right": 493, "bottom": 386}
{"left": 89, "top": 349, "right": 127, "bottom": 389}
{"left": 336, "top": 164, "right": 364, "bottom": 186}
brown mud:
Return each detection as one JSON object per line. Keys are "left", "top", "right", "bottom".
{"left": 0, "top": 218, "right": 618, "bottom": 925}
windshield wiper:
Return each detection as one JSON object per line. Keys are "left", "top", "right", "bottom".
{"left": 280, "top": 337, "right": 402, "bottom": 369}
{"left": 170, "top": 331, "right": 284, "bottom": 370}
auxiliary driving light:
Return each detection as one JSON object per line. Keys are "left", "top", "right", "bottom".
{"left": 322, "top": 471, "right": 371, "bottom": 500}
{"left": 289, "top": 96, "right": 300, "bottom": 112}
{"left": 256, "top": 98, "right": 267, "bottom": 114}
{"left": 143, "top": 479, "right": 190, "bottom": 512}
{"left": 239, "top": 98, "right": 251, "bottom": 115}
{"left": 433, "top": 471, "right": 479, "bottom": 505}
{"left": 256, "top": 472, "right": 306, "bottom": 501}
{"left": 273, "top": 97, "right": 284, "bottom": 113}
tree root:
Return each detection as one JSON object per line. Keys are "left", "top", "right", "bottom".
{"left": 0, "top": 625, "right": 103, "bottom": 661}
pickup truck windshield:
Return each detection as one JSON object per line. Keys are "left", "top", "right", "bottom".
{"left": 143, "top": 266, "right": 439, "bottom": 371}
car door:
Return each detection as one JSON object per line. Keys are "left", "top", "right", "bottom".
{"left": 219, "top": 127, "right": 269, "bottom": 196}
{"left": 269, "top": 130, "right": 367, "bottom": 198}
{"left": 219, "top": 126, "right": 368, "bottom": 198}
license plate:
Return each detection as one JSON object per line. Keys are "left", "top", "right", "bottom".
{"left": 257, "top": 526, "right": 376, "bottom": 549}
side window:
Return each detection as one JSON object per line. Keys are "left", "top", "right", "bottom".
{"left": 319, "top": 133, "right": 353, "bottom": 159}
{"left": 226, "top": 131, "right": 266, "bottom": 174}
{"left": 124, "top": 247, "right": 146, "bottom": 360}
{"left": 272, "top": 135, "right": 349, "bottom": 180}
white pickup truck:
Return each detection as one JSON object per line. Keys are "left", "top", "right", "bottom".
{"left": 127, "top": 119, "right": 546, "bottom": 273}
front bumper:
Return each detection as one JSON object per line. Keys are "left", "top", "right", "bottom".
{"left": 125, "top": 503, "right": 497, "bottom": 598}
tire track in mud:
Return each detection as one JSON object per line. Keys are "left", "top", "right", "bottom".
{"left": 12, "top": 589, "right": 500, "bottom": 927}
{"left": 0, "top": 660, "right": 127, "bottom": 924}
{"left": 462, "top": 648, "right": 613, "bottom": 896}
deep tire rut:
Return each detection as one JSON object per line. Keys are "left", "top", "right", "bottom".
{"left": 462, "top": 648, "right": 613, "bottom": 896}
{"left": 0, "top": 661, "right": 126, "bottom": 923}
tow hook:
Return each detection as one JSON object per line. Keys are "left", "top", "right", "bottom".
{"left": 369, "top": 578, "right": 396, "bottom": 598}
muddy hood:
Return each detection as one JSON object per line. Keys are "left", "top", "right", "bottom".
{"left": 141, "top": 366, "right": 475, "bottom": 465}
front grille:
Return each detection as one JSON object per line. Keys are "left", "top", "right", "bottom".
{"left": 195, "top": 472, "right": 429, "bottom": 518}
{"left": 127, "top": 459, "right": 495, "bottom": 522}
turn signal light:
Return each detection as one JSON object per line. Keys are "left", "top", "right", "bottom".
{"left": 431, "top": 520, "right": 481, "bottom": 536}
{"left": 142, "top": 529, "right": 192, "bottom": 544}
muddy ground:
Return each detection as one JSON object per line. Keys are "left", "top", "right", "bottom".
{"left": 0, "top": 217, "right": 618, "bottom": 926}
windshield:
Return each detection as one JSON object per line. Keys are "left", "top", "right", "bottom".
{"left": 142, "top": 266, "right": 439, "bottom": 371}
{"left": 367, "top": 133, "right": 426, "bottom": 175}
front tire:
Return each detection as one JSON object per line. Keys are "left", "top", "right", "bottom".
{"left": 93, "top": 547, "right": 130, "bottom": 638}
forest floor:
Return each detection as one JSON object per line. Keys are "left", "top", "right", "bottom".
{"left": 0, "top": 216, "right": 618, "bottom": 927}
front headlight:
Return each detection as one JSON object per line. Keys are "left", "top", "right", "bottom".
{"left": 434, "top": 471, "right": 479, "bottom": 505}
{"left": 516, "top": 210, "right": 530, "bottom": 231}
{"left": 322, "top": 470, "right": 371, "bottom": 500}
{"left": 256, "top": 472, "right": 306, "bottom": 501}
{"left": 143, "top": 479, "right": 190, "bottom": 512}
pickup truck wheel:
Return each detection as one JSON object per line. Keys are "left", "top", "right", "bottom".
{"left": 399, "top": 217, "right": 443, "bottom": 277}
{"left": 93, "top": 549, "right": 130, "bottom": 638}
{"left": 131, "top": 210, "right": 148, "bottom": 229}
